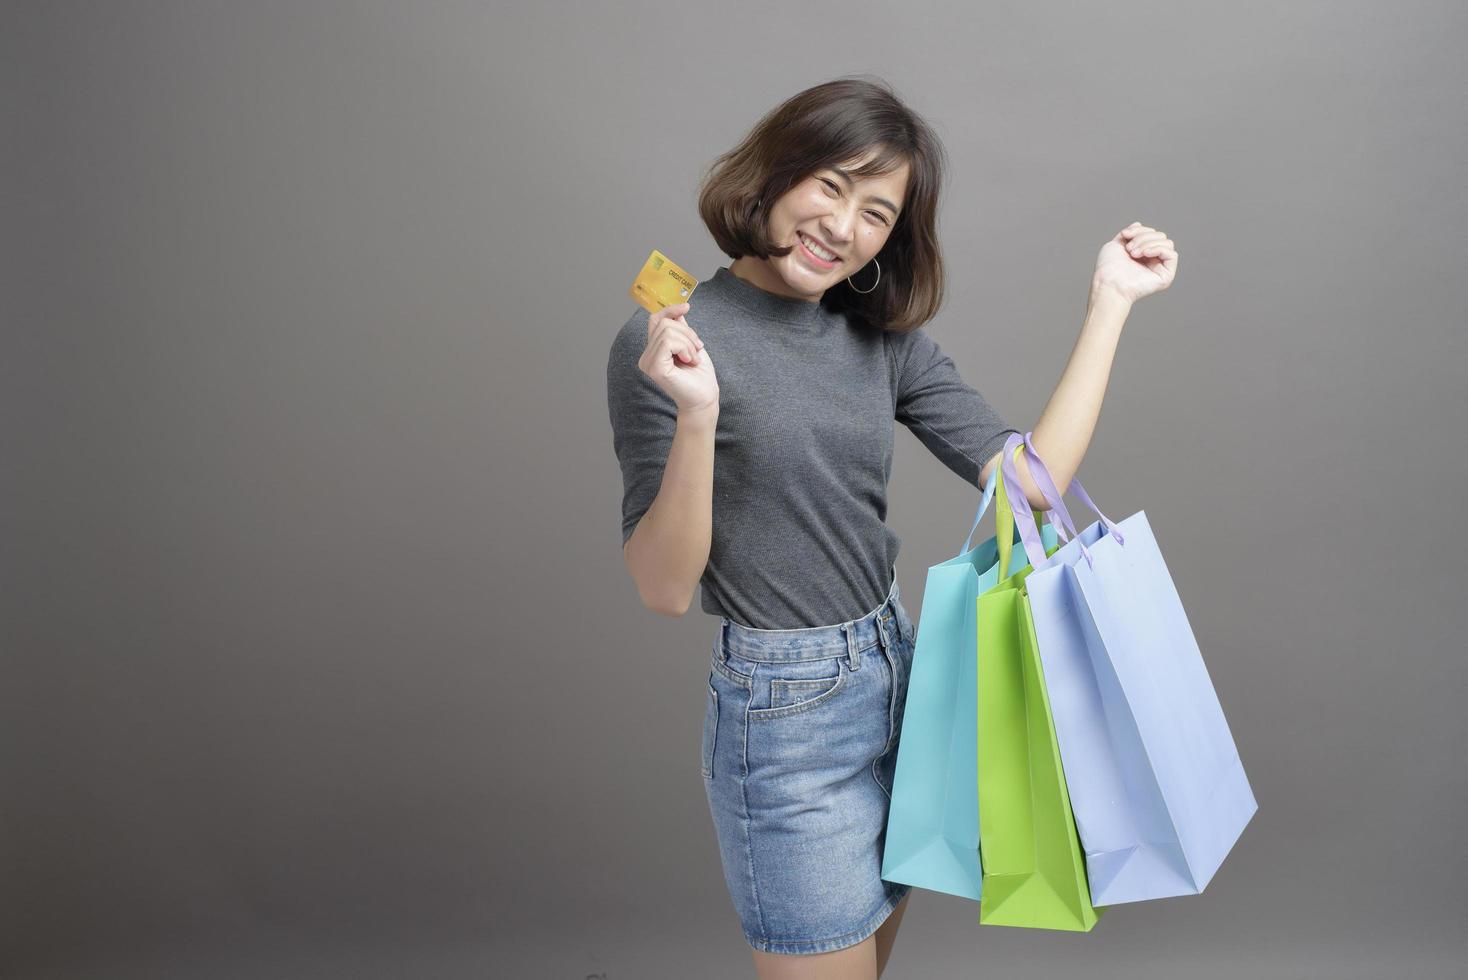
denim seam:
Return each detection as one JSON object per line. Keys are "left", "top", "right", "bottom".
{"left": 881, "top": 614, "right": 898, "bottom": 756}
{"left": 701, "top": 680, "right": 718, "bottom": 779}
{"left": 712, "top": 655, "right": 753, "bottom": 688}
{"left": 744, "top": 883, "right": 910, "bottom": 955}
{"left": 871, "top": 614, "right": 898, "bottom": 800}
{"left": 722, "top": 640, "right": 882, "bottom": 665}
{"left": 740, "top": 661, "right": 766, "bottom": 940}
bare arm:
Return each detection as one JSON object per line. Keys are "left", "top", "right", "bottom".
{"left": 623, "top": 403, "right": 719, "bottom": 617}
{"left": 978, "top": 286, "right": 1132, "bottom": 508}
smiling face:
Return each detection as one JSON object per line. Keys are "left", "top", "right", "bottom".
{"left": 731, "top": 149, "right": 911, "bottom": 303}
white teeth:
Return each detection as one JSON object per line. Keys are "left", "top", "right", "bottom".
{"left": 800, "top": 232, "right": 837, "bottom": 262}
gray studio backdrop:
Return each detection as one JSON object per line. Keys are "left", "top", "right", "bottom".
{"left": 4, "top": 2, "right": 1465, "bottom": 978}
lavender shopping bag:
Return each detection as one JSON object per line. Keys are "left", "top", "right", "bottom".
{"left": 999, "top": 434, "right": 1257, "bottom": 906}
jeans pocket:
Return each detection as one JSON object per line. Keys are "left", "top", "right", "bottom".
{"left": 770, "top": 674, "right": 841, "bottom": 710}
{"left": 747, "top": 657, "right": 848, "bottom": 721}
{"left": 701, "top": 677, "right": 719, "bottom": 779}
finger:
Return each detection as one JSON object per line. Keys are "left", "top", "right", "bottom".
{"left": 647, "top": 316, "right": 686, "bottom": 349}
{"left": 659, "top": 315, "right": 701, "bottom": 341}
{"left": 1131, "top": 242, "right": 1176, "bottom": 258}
{"left": 658, "top": 324, "right": 702, "bottom": 365}
{"left": 663, "top": 319, "right": 705, "bottom": 352}
{"left": 1126, "top": 233, "right": 1166, "bottom": 255}
{"left": 651, "top": 318, "right": 697, "bottom": 350}
{"left": 678, "top": 336, "right": 701, "bottom": 365}
{"left": 646, "top": 301, "right": 692, "bottom": 338}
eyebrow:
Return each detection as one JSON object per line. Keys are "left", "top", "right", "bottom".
{"left": 830, "top": 166, "right": 901, "bottom": 217}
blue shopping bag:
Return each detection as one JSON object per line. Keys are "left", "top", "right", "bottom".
{"left": 998, "top": 434, "right": 1258, "bottom": 906}
{"left": 880, "top": 463, "right": 1058, "bottom": 900}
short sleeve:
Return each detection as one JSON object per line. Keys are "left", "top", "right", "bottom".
{"left": 607, "top": 312, "right": 679, "bottom": 546}
{"left": 888, "top": 329, "right": 1019, "bottom": 488}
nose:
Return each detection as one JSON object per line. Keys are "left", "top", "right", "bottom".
{"left": 821, "top": 206, "right": 855, "bottom": 249}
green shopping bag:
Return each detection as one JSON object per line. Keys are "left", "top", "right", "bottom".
{"left": 976, "top": 438, "right": 1103, "bottom": 931}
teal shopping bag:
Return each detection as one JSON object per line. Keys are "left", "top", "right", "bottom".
{"left": 881, "top": 464, "right": 1058, "bottom": 900}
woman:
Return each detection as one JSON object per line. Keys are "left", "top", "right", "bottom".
{"left": 606, "top": 76, "right": 1177, "bottom": 978}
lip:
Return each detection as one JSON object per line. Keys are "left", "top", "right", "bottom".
{"left": 796, "top": 231, "right": 841, "bottom": 268}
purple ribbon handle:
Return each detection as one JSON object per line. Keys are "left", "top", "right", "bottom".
{"left": 1021, "top": 431, "right": 1125, "bottom": 549}
{"left": 999, "top": 433, "right": 1064, "bottom": 571}
{"left": 998, "top": 431, "right": 1126, "bottom": 572}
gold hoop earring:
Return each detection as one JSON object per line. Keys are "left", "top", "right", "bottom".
{"left": 847, "top": 257, "right": 881, "bottom": 294}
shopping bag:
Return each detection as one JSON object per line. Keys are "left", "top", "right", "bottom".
{"left": 976, "top": 435, "right": 1100, "bottom": 931}
{"left": 881, "top": 459, "right": 1058, "bottom": 900}
{"left": 1000, "top": 432, "right": 1258, "bottom": 906}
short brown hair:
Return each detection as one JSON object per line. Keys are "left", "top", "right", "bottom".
{"left": 697, "top": 75, "right": 948, "bottom": 334}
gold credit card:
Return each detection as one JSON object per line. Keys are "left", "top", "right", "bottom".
{"left": 629, "top": 249, "right": 698, "bottom": 314}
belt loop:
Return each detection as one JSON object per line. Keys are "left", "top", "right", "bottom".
{"left": 716, "top": 618, "right": 728, "bottom": 662}
{"left": 844, "top": 622, "right": 861, "bottom": 671}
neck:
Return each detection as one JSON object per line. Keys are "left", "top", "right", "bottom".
{"left": 729, "top": 256, "right": 822, "bottom": 303}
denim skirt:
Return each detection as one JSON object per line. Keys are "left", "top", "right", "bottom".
{"left": 700, "top": 573, "right": 917, "bottom": 955}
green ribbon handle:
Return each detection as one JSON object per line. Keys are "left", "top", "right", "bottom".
{"left": 996, "top": 448, "right": 1014, "bottom": 582}
{"left": 995, "top": 443, "right": 1045, "bottom": 582}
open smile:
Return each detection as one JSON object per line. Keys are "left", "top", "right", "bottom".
{"left": 796, "top": 231, "right": 841, "bottom": 268}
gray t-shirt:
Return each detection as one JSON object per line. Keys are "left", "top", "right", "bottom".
{"left": 606, "top": 264, "right": 1017, "bottom": 629}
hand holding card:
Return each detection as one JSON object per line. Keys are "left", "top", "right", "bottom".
{"left": 629, "top": 249, "right": 699, "bottom": 314}
{"left": 632, "top": 264, "right": 717, "bottom": 414}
